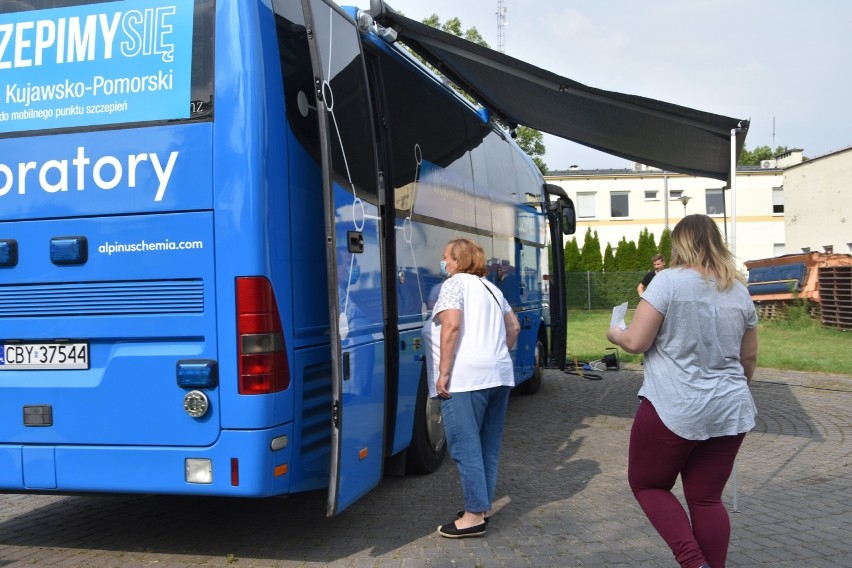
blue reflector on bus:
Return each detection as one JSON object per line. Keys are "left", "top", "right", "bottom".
{"left": 50, "top": 237, "right": 88, "bottom": 265}
{"left": 0, "top": 240, "right": 18, "bottom": 267}
{"left": 177, "top": 360, "right": 218, "bottom": 388}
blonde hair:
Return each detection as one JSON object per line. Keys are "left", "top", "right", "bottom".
{"left": 447, "top": 238, "right": 488, "bottom": 277}
{"left": 670, "top": 214, "right": 740, "bottom": 290}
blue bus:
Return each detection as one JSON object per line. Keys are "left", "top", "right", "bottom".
{"left": 0, "top": 0, "right": 575, "bottom": 514}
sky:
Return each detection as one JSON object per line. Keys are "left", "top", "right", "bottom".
{"left": 353, "top": 0, "right": 852, "bottom": 172}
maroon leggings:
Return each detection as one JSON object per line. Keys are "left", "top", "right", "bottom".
{"left": 628, "top": 399, "right": 745, "bottom": 568}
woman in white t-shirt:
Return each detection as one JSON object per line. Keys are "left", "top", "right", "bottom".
{"left": 422, "top": 238, "right": 519, "bottom": 539}
{"left": 607, "top": 214, "right": 758, "bottom": 568}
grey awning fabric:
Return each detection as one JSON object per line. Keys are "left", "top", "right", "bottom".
{"left": 373, "top": 7, "right": 749, "bottom": 182}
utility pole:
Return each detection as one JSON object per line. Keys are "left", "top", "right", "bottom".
{"left": 496, "top": 0, "right": 507, "bottom": 53}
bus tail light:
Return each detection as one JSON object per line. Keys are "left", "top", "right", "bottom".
{"left": 236, "top": 277, "right": 290, "bottom": 394}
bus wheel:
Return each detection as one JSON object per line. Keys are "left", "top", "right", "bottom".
{"left": 405, "top": 367, "right": 446, "bottom": 474}
{"left": 518, "top": 338, "right": 544, "bottom": 395}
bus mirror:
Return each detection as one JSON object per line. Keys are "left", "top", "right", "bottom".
{"left": 544, "top": 183, "right": 568, "bottom": 200}
{"left": 559, "top": 198, "right": 576, "bottom": 235}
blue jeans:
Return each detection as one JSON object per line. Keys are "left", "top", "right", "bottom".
{"left": 440, "top": 386, "right": 511, "bottom": 513}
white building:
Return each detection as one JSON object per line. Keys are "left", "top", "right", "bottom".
{"left": 783, "top": 146, "right": 852, "bottom": 255}
{"left": 545, "top": 151, "right": 805, "bottom": 269}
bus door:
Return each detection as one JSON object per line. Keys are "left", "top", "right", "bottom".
{"left": 544, "top": 184, "right": 576, "bottom": 370}
{"left": 300, "top": 0, "right": 387, "bottom": 516}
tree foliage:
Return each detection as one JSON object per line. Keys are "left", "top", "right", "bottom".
{"left": 738, "top": 144, "right": 790, "bottom": 165}
{"left": 515, "top": 126, "right": 548, "bottom": 174}
{"left": 422, "top": 14, "right": 491, "bottom": 47}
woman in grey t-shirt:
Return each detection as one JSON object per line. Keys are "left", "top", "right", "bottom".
{"left": 607, "top": 214, "right": 758, "bottom": 568}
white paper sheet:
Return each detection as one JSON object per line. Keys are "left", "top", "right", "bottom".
{"left": 610, "top": 301, "right": 628, "bottom": 330}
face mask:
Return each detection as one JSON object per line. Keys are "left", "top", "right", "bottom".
{"left": 439, "top": 260, "right": 450, "bottom": 277}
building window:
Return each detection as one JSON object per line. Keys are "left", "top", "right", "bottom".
{"left": 705, "top": 188, "right": 724, "bottom": 215}
{"left": 669, "top": 189, "right": 684, "bottom": 200}
{"left": 774, "top": 243, "right": 785, "bottom": 256}
{"left": 772, "top": 187, "right": 784, "bottom": 214}
{"left": 801, "top": 247, "right": 811, "bottom": 253}
{"left": 576, "top": 192, "right": 596, "bottom": 219}
{"left": 644, "top": 190, "right": 659, "bottom": 201}
{"left": 610, "top": 192, "right": 629, "bottom": 218}
{"left": 824, "top": 245, "right": 834, "bottom": 254}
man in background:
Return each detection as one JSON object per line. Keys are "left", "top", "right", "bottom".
{"left": 637, "top": 253, "right": 665, "bottom": 297}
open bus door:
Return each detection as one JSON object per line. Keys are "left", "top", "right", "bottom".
{"left": 544, "top": 184, "right": 576, "bottom": 370}
{"left": 300, "top": 0, "right": 388, "bottom": 516}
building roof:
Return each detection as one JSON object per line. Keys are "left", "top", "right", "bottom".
{"left": 546, "top": 164, "right": 781, "bottom": 178}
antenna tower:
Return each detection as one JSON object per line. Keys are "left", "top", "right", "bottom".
{"left": 772, "top": 116, "right": 775, "bottom": 149}
{"left": 496, "top": 0, "right": 507, "bottom": 53}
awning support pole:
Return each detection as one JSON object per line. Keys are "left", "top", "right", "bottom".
{"left": 730, "top": 128, "right": 738, "bottom": 264}
{"left": 730, "top": 126, "right": 741, "bottom": 514}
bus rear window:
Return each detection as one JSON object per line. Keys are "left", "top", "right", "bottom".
{"left": 0, "top": 0, "right": 214, "bottom": 137}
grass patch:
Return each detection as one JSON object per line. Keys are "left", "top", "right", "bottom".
{"left": 756, "top": 317, "right": 852, "bottom": 374}
{"left": 566, "top": 310, "right": 644, "bottom": 366}
{"left": 566, "top": 309, "right": 852, "bottom": 375}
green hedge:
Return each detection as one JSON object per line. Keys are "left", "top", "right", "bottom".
{"left": 566, "top": 271, "right": 646, "bottom": 310}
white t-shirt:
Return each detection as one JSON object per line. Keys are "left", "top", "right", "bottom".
{"left": 421, "top": 273, "right": 515, "bottom": 397}
{"left": 640, "top": 267, "right": 758, "bottom": 440}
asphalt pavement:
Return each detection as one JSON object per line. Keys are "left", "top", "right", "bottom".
{"left": 1, "top": 363, "right": 850, "bottom": 567}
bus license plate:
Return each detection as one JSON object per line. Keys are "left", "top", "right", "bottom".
{"left": 0, "top": 342, "right": 89, "bottom": 370}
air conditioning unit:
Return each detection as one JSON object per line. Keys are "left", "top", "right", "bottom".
{"left": 761, "top": 160, "right": 773, "bottom": 169}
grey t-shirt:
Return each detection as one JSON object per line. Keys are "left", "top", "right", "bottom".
{"left": 640, "top": 267, "right": 757, "bottom": 440}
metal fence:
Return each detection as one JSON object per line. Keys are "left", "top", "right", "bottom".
{"left": 566, "top": 271, "right": 647, "bottom": 310}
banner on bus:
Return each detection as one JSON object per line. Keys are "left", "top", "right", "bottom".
{"left": 0, "top": 0, "right": 194, "bottom": 134}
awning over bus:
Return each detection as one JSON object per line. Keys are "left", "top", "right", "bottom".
{"left": 372, "top": 5, "right": 749, "bottom": 182}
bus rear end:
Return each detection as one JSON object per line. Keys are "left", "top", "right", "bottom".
{"left": 0, "top": 0, "right": 296, "bottom": 496}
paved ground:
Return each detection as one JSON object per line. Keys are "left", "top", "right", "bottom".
{"left": 1, "top": 364, "right": 851, "bottom": 567}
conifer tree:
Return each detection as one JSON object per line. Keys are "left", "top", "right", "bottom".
{"left": 637, "top": 228, "right": 664, "bottom": 270}
{"left": 659, "top": 227, "right": 672, "bottom": 264}
{"left": 603, "top": 243, "right": 616, "bottom": 272}
{"left": 563, "top": 237, "right": 581, "bottom": 273}
{"left": 636, "top": 228, "right": 655, "bottom": 267}
{"left": 580, "top": 228, "right": 602, "bottom": 272}
{"left": 614, "top": 237, "right": 630, "bottom": 271}
{"left": 648, "top": 231, "right": 658, "bottom": 254}
{"left": 625, "top": 240, "right": 640, "bottom": 270}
